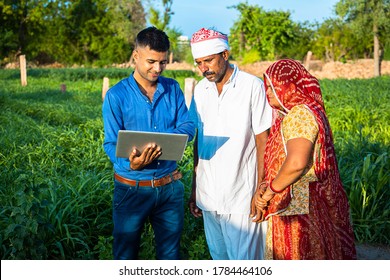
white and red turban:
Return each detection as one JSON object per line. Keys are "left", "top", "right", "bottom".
{"left": 190, "top": 28, "right": 230, "bottom": 59}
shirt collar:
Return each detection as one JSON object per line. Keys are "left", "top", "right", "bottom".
{"left": 227, "top": 64, "right": 239, "bottom": 88}
{"left": 128, "top": 72, "right": 166, "bottom": 99}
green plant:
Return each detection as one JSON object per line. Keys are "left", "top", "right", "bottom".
{"left": 343, "top": 153, "right": 389, "bottom": 244}
{"left": 242, "top": 49, "right": 261, "bottom": 65}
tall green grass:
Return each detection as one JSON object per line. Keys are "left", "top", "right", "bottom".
{"left": 320, "top": 77, "right": 390, "bottom": 244}
{"left": 0, "top": 68, "right": 388, "bottom": 259}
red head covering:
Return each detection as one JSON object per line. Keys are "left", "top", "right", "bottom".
{"left": 263, "top": 59, "right": 324, "bottom": 113}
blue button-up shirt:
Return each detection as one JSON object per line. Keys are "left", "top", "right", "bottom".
{"left": 102, "top": 73, "right": 195, "bottom": 180}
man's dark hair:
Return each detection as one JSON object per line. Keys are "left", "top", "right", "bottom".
{"left": 135, "top": 26, "right": 170, "bottom": 52}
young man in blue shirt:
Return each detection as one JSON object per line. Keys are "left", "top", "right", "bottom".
{"left": 102, "top": 26, "right": 195, "bottom": 260}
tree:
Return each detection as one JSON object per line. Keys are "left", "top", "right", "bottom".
{"left": 0, "top": 0, "right": 47, "bottom": 63}
{"left": 336, "top": 0, "right": 390, "bottom": 76}
{"left": 48, "top": 0, "right": 146, "bottom": 66}
{"left": 88, "top": 0, "right": 146, "bottom": 65}
{"left": 0, "top": 0, "right": 146, "bottom": 66}
{"left": 313, "top": 18, "right": 368, "bottom": 62}
{"left": 280, "top": 21, "right": 316, "bottom": 61}
{"left": 146, "top": 0, "right": 182, "bottom": 63}
{"left": 229, "top": 3, "right": 299, "bottom": 61}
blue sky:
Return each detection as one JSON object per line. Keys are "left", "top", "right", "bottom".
{"left": 168, "top": 0, "right": 339, "bottom": 38}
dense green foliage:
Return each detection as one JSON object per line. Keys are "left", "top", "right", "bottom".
{"left": 0, "top": 68, "right": 389, "bottom": 260}
{"left": 229, "top": 3, "right": 312, "bottom": 61}
{"left": 0, "top": 0, "right": 146, "bottom": 66}
{"left": 320, "top": 78, "right": 390, "bottom": 243}
{"left": 228, "top": 1, "right": 390, "bottom": 63}
{"left": 312, "top": 18, "right": 366, "bottom": 62}
{"left": 335, "top": 0, "right": 390, "bottom": 75}
{"left": 1, "top": 1, "right": 389, "bottom": 67}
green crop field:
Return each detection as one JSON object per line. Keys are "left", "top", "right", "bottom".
{"left": 0, "top": 68, "right": 389, "bottom": 260}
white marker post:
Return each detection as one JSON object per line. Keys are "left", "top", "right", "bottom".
{"left": 184, "top": 78, "right": 196, "bottom": 109}
{"left": 102, "top": 77, "right": 109, "bottom": 101}
{"left": 20, "top": 55, "right": 27, "bottom": 86}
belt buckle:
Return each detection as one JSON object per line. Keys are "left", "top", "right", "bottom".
{"left": 151, "top": 179, "right": 155, "bottom": 188}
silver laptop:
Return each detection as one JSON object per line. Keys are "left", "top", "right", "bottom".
{"left": 115, "top": 130, "right": 189, "bottom": 161}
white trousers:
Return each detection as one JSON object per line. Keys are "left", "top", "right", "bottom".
{"left": 202, "top": 211, "right": 267, "bottom": 260}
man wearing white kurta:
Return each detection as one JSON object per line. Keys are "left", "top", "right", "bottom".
{"left": 188, "top": 28, "right": 272, "bottom": 260}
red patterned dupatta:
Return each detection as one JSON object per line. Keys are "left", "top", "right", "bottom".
{"left": 263, "top": 59, "right": 331, "bottom": 217}
{"left": 262, "top": 59, "right": 356, "bottom": 259}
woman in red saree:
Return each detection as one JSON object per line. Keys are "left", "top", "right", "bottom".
{"left": 253, "top": 59, "right": 356, "bottom": 259}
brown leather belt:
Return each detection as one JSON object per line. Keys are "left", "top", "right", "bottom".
{"left": 114, "top": 170, "right": 182, "bottom": 187}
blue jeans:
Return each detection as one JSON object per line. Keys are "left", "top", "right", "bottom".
{"left": 112, "top": 179, "right": 184, "bottom": 260}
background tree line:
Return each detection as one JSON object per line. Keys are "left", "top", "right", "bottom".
{"left": 1, "top": 0, "right": 389, "bottom": 75}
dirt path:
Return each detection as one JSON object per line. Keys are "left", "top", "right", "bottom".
{"left": 356, "top": 243, "right": 390, "bottom": 260}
